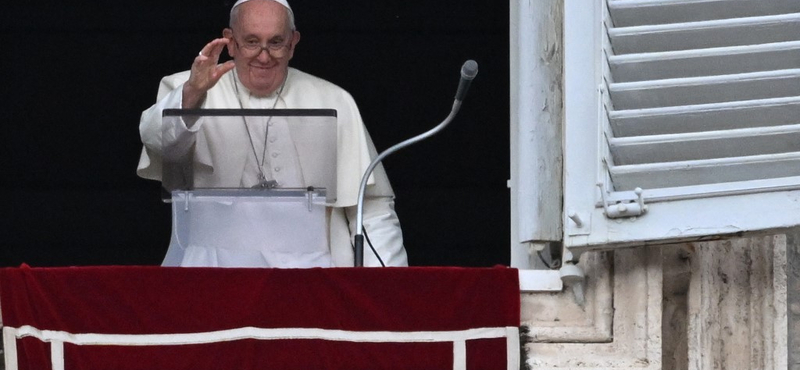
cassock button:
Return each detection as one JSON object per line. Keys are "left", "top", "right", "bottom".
{"left": 269, "top": 137, "right": 277, "bottom": 143}
{"left": 271, "top": 152, "right": 279, "bottom": 158}
{"left": 274, "top": 166, "right": 281, "bottom": 172}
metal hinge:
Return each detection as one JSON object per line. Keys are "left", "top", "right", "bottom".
{"left": 597, "top": 182, "right": 647, "bottom": 219}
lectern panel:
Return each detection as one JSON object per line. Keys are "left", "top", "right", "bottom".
{"left": 161, "top": 109, "right": 337, "bottom": 203}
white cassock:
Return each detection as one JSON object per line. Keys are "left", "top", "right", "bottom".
{"left": 137, "top": 67, "right": 407, "bottom": 267}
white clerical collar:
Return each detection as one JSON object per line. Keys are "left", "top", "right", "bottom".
{"left": 230, "top": 71, "right": 287, "bottom": 109}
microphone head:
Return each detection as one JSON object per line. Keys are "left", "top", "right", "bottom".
{"left": 461, "top": 60, "right": 479, "bottom": 80}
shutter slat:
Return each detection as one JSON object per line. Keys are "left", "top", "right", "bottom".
{"left": 609, "top": 13, "right": 800, "bottom": 54}
{"left": 608, "top": 0, "right": 800, "bottom": 27}
{"left": 609, "top": 69, "right": 800, "bottom": 110}
{"left": 609, "top": 41, "right": 800, "bottom": 82}
{"left": 609, "top": 124, "right": 800, "bottom": 165}
{"left": 609, "top": 97, "right": 800, "bottom": 137}
{"left": 610, "top": 152, "right": 800, "bottom": 190}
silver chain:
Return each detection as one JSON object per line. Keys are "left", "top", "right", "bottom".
{"left": 233, "top": 73, "right": 288, "bottom": 185}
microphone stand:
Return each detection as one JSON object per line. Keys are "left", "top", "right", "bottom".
{"left": 353, "top": 60, "right": 478, "bottom": 266}
{"left": 354, "top": 105, "right": 462, "bottom": 266}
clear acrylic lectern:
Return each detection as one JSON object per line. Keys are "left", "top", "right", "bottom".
{"left": 160, "top": 109, "right": 338, "bottom": 268}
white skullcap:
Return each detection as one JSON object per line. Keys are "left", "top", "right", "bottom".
{"left": 231, "top": 0, "right": 295, "bottom": 29}
{"left": 231, "top": 0, "right": 292, "bottom": 13}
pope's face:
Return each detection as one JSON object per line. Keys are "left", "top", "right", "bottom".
{"left": 224, "top": 0, "right": 300, "bottom": 97}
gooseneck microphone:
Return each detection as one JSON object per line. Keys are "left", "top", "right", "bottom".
{"left": 354, "top": 60, "right": 479, "bottom": 267}
{"left": 455, "top": 60, "right": 479, "bottom": 102}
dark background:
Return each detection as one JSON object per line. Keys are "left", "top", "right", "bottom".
{"left": 0, "top": 1, "right": 510, "bottom": 267}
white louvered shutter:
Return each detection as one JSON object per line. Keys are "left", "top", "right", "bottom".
{"left": 562, "top": 0, "right": 800, "bottom": 252}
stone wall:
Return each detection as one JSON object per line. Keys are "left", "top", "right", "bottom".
{"left": 788, "top": 232, "right": 800, "bottom": 370}
{"left": 522, "top": 235, "right": 791, "bottom": 370}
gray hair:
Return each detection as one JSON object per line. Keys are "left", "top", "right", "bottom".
{"left": 229, "top": 0, "right": 296, "bottom": 31}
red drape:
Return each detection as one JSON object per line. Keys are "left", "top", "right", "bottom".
{"left": 1, "top": 266, "right": 519, "bottom": 370}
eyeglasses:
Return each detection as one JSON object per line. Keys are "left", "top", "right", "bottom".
{"left": 233, "top": 34, "right": 293, "bottom": 58}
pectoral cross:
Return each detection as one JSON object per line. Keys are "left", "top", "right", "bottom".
{"left": 253, "top": 173, "right": 279, "bottom": 189}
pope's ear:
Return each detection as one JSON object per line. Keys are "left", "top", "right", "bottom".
{"left": 291, "top": 30, "right": 301, "bottom": 49}
{"left": 223, "top": 28, "right": 235, "bottom": 55}
{"left": 288, "top": 30, "right": 301, "bottom": 53}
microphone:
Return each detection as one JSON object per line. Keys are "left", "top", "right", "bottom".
{"left": 455, "top": 60, "right": 479, "bottom": 102}
{"left": 354, "top": 60, "right": 479, "bottom": 267}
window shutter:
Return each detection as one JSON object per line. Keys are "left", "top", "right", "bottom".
{"left": 562, "top": 0, "right": 800, "bottom": 251}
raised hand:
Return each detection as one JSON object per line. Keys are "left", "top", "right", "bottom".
{"left": 182, "top": 38, "right": 236, "bottom": 109}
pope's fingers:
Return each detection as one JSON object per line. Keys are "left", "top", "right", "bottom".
{"left": 193, "top": 45, "right": 226, "bottom": 68}
{"left": 210, "top": 39, "right": 230, "bottom": 59}
{"left": 216, "top": 60, "right": 236, "bottom": 75}
{"left": 191, "top": 54, "right": 213, "bottom": 71}
{"left": 207, "top": 61, "right": 237, "bottom": 86}
{"left": 189, "top": 39, "right": 234, "bottom": 91}
{"left": 189, "top": 60, "right": 236, "bottom": 91}
{"left": 199, "top": 38, "right": 230, "bottom": 59}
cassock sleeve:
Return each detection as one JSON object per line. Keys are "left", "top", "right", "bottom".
{"left": 344, "top": 197, "right": 408, "bottom": 267}
{"left": 344, "top": 121, "right": 407, "bottom": 267}
{"left": 137, "top": 71, "right": 193, "bottom": 181}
